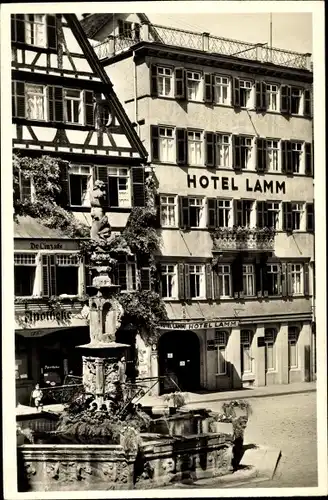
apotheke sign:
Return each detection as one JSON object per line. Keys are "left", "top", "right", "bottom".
{"left": 159, "top": 320, "right": 239, "bottom": 330}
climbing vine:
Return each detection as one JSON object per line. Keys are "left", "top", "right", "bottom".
{"left": 13, "top": 153, "right": 89, "bottom": 238}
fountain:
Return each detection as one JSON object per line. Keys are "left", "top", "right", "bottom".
{"left": 16, "top": 181, "right": 252, "bottom": 491}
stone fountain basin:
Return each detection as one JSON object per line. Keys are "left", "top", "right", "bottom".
{"left": 17, "top": 407, "right": 234, "bottom": 491}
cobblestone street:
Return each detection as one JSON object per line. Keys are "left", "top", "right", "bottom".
{"left": 193, "top": 391, "right": 317, "bottom": 488}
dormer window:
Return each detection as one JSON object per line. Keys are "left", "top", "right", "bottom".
{"left": 95, "top": 101, "right": 113, "bottom": 128}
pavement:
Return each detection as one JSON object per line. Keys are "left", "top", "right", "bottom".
{"left": 137, "top": 381, "right": 316, "bottom": 408}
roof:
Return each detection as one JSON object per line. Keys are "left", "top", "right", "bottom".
{"left": 14, "top": 216, "right": 73, "bottom": 239}
{"left": 80, "top": 13, "right": 153, "bottom": 40}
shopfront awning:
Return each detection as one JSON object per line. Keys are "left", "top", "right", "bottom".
{"left": 14, "top": 216, "right": 74, "bottom": 239}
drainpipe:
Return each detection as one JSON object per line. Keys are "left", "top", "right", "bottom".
{"left": 133, "top": 51, "right": 139, "bottom": 137}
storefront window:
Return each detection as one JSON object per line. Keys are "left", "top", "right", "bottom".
{"left": 14, "top": 253, "right": 37, "bottom": 296}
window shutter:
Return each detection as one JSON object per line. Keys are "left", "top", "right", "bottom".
{"left": 133, "top": 23, "right": 141, "bottom": 41}
{"left": 306, "top": 202, "right": 314, "bottom": 232}
{"left": 175, "top": 68, "right": 186, "bottom": 99}
{"left": 282, "top": 202, "right": 293, "bottom": 232}
{"left": 303, "top": 262, "right": 310, "bottom": 296}
{"left": 13, "top": 81, "right": 26, "bottom": 118}
{"left": 48, "top": 86, "right": 63, "bottom": 122}
{"left": 262, "top": 261, "right": 269, "bottom": 295}
{"left": 176, "top": 128, "right": 187, "bottom": 165}
{"left": 15, "top": 14, "right": 25, "bottom": 43}
{"left": 42, "top": 255, "right": 49, "bottom": 297}
{"left": 140, "top": 267, "right": 151, "bottom": 291}
{"left": 204, "top": 73, "right": 213, "bottom": 103}
{"left": 150, "top": 65, "right": 158, "bottom": 97}
{"left": 205, "top": 132, "right": 216, "bottom": 168}
{"left": 205, "top": 263, "right": 213, "bottom": 300}
{"left": 95, "top": 166, "right": 108, "bottom": 205}
{"left": 178, "top": 263, "right": 185, "bottom": 300}
{"left": 232, "top": 135, "right": 241, "bottom": 170}
{"left": 281, "top": 262, "right": 288, "bottom": 297}
{"left": 46, "top": 15, "right": 57, "bottom": 50}
{"left": 257, "top": 201, "right": 267, "bottom": 228}
{"left": 155, "top": 194, "right": 161, "bottom": 228}
{"left": 280, "top": 85, "right": 291, "bottom": 114}
{"left": 108, "top": 176, "right": 118, "bottom": 207}
{"left": 179, "top": 196, "right": 190, "bottom": 228}
{"left": 184, "top": 264, "right": 190, "bottom": 300}
{"left": 231, "top": 255, "right": 243, "bottom": 295}
{"left": 118, "top": 19, "right": 124, "bottom": 36}
{"left": 150, "top": 125, "right": 159, "bottom": 161}
{"left": 304, "top": 142, "right": 313, "bottom": 176}
{"left": 256, "top": 138, "right": 267, "bottom": 172}
{"left": 207, "top": 198, "right": 217, "bottom": 229}
{"left": 303, "top": 89, "right": 312, "bottom": 117}
{"left": 213, "top": 269, "right": 220, "bottom": 300}
{"left": 232, "top": 78, "right": 240, "bottom": 107}
{"left": 131, "top": 166, "right": 145, "bottom": 207}
{"left": 49, "top": 254, "right": 57, "bottom": 296}
{"left": 84, "top": 91, "right": 94, "bottom": 126}
{"left": 281, "top": 141, "right": 292, "bottom": 174}
{"left": 11, "top": 15, "right": 17, "bottom": 42}
{"left": 255, "top": 81, "right": 267, "bottom": 112}
{"left": 59, "top": 162, "right": 69, "bottom": 207}
{"left": 255, "top": 259, "right": 263, "bottom": 296}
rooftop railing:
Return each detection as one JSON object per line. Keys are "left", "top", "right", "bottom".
{"left": 93, "top": 23, "right": 312, "bottom": 71}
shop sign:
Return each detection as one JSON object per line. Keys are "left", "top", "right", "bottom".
{"left": 187, "top": 174, "right": 286, "bottom": 194}
{"left": 15, "top": 307, "right": 88, "bottom": 330}
{"left": 159, "top": 320, "right": 239, "bottom": 330}
{"left": 15, "top": 239, "right": 80, "bottom": 251}
{"left": 24, "top": 310, "right": 72, "bottom": 324}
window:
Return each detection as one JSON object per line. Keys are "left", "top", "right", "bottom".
{"left": 25, "top": 14, "right": 46, "bottom": 47}
{"left": 288, "top": 327, "right": 299, "bottom": 368}
{"left": 291, "top": 203, "right": 303, "bottom": 230}
{"left": 69, "top": 165, "right": 92, "bottom": 207}
{"left": 118, "top": 20, "right": 133, "bottom": 38}
{"left": 26, "top": 84, "right": 45, "bottom": 120}
{"left": 158, "top": 127, "right": 175, "bottom": 162}
{"left": 243, "top": 264, "right": 255, "bottom": 296}
{"left": 14, "top": 253, "right": 37, "bottom": 297}
{"left": 17, "top": 171, "right": 35, "bottom": 202}
{"left": 233, "top": 136, "right": 253, "bottom": 170}
{"left": 116, "top": 255, "right": 136, "bottom": 291}
{"left": 214, "top": 76, "right": 230, "bottom": 105}
{"left": 186, "top": 71, "right": 202, "bottom": 101}
{"left": 267, "top": 264, "right": 281, "bottom": 295}
{"left": 108, "top": 167, "right": 130, "bottom": 207}
{"left": 267, "top": 201, "right": 280, "bottom": 229}
{"left": 161, "top": 264, "right": 178, "bottom": 299}
{"left": 266, "top": 83, "right": 279, "bottom": 111}
{"left": 217, "top": 265, "right": 231, "bottom": 297}
{"left": 216, "top": 134, "right": 230, "bottom": 167}
{"left": 239, "top": 79, "right": 253, "bottom": 107}
{"left": 189, "top": 264, "right": 205, "bottom": 299}
{"left": 264, "top": 328, "right": 277, "bottom": 371}
{"left": 64, "top": 89, "right": 82, "bottom": 124}
{"left": 217, "top": 200, "right": 232, "bottom": 228}
{"left": 241, "top": 330, "right": 253, "bottom": 374}
{"left": 215, "top": 330, "right": 228, "bottom": 375}
{"left": 291, "top": 87, "right": 302, "bottom": 114}
{"left": 156, "top": 67, "right": 173, "bottom": 97}
{"left": 267, "top": 140, "right": 279, "bottom": 171}
{"left": 289, "top": 264, "right": 303, "bottom": 295}
{"left": 56, "top": 254, "right": 80, "bottom": 295}
{"left": 160, "top": 195, "right": 177, "bottom": 227}
{"left": 187, "top": 131, "right": 203, "bottom": 165}
{"left": 182, "top": 198, "right": 204, "bottom": 227}
{"left": 236, "top": 200, "right": 253, "bottom": 227}
{"left": 291, "top": 142, "right": 302, "bottom": 173}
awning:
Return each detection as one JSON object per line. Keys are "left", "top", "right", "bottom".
{"left": 14, "top": 216, "right": 73, "bottom": 239}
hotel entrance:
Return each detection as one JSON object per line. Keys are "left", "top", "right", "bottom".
{"left": 158, "top": 330, "right": 200, "bottom": 394}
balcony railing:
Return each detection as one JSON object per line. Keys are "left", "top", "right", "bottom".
{"left": 93, "top": 23, "right": 312, "bottom": 71}
{"left": 211, "top": 227, "right": 275, "bottom": 252}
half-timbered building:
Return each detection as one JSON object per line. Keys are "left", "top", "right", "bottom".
{"left": 81, "top": 13, "right": 315, "bottom": 394}
{"left": 12, "top": 13, "right": 148, "bottom": 404}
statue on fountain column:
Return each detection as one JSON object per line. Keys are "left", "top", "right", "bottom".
{"left": 90, "top": 180, "right": 112, "bottom": 243}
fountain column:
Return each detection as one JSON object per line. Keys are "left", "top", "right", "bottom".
{"left": 77, "top": 180, "right": 129, "bottom": 413}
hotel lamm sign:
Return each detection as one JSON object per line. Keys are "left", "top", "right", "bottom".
{"left": 187, "top": 174, "right": 286, "bottom": 194}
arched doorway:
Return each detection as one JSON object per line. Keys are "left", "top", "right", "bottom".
{"left": 158, "top": 330, "right": 200, "bottom": 394}
{"left": 115, "top": 327, "right": 138, "bottom": 381}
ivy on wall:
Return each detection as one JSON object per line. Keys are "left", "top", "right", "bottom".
{"left": 13, "top": 154, "right": 89, "bottom": 238}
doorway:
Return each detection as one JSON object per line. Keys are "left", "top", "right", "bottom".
{"left": 158, "top": 330, "right": 200, "bottom": 394}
